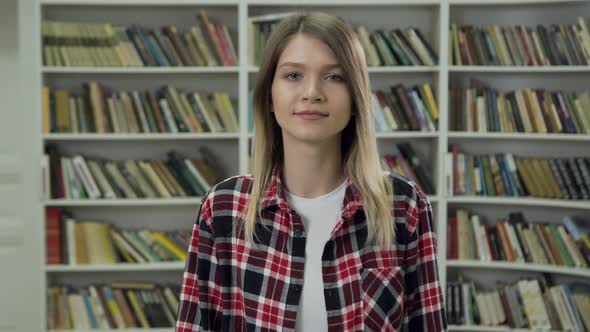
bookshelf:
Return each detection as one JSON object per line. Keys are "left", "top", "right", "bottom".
{"left": 13, "top": 0, "right": 589, "bottom": 330}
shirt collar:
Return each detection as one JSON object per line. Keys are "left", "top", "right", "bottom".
{"left": 259, "top": 163, "right": 364, "bottom": 219}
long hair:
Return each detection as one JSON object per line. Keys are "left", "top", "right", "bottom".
{"left": 241, "top": 11, "right": 395, "bottom": 250}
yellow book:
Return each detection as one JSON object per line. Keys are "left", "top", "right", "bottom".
{"left": 213, "top": 93, "right": 234, "bottom": 132}
{"left": 103, "top": 287, "right": 126, "bottom": 328}
{"left": 55, "top": 89, "right": 71, "bottom": 133}
{"left": 422, "top": 83, "right": 439, "bottom": 120}
{"left": 582, "top": 234, "right": 590, "bottom": 250}
{"left": 540, "top": 160, "right": 563, "bottom": 199}
{"left": 515, "top": 90, "right": 534, "bottom": 133}
{"left": 42, "top": 86, "right": 50, "bottom": 133}
{"left": 152, "top": 232, "right": 187, "bottom": 261}
{"left": 184, "top": 31, "right": 205, "bottom": 66}
{"left": 532, "top": 158, "right": 553, "bottom": 197}
{"left": 126, "top": 290, "right": 150, "bottom": 328}
{"left": 221, "top": 93, "right": 239, "bottom": 131}
{"left": 514, "top": 158, "right": 539, "bottom": 197}
{"left": 487, "top": 25, "right": 505, "bottom": 65}
{"left": 179, "top": 92, "right": 203, "bottom": 133}
{"left": 544, "top": 90, "right": 562, "bottom": 133}
{"left": 190, "top": 26, "right": 218, "bottom": 66}
{"left": 105, "top": 24, "right": 126, "bottom": 66}
{"left": 83, "top": 222, "right": 117, "bottom": 264}
{"left": 525, "top": 89, "right": 547, "bottom": 133}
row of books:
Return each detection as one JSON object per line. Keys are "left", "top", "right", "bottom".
{"left": 447, "top": 279, "right": 590, "bottom": 330}
{"left": 449, "top": 17, "right": 590, "bottom": 66}
{"left": 380, "top": 143, "right": 435, "bottom": 195}
{"left": 247, "top": 12, "right": 438, "bottom": 66}
{"left": 43, "top": 82, "right": 239, "bottom": 134}
{"left": 447, "top": 210, "right": 590, "bottom": 268}
{"left": 42, "top": 10, "right": 237, "bottom": 67}
{"left": 370, "top": 83, "right": 439, "bottom": 132}
{"left": 43, "top": 145, "right": 225, "bottom": 200}
{"left": 47, "top": 283, "right": 180, "bottom": 330}
{"left": 449, "top": 80, "right": 590, "bottom": 134}
{"left": 45, "top": 208, "right": 190, "bottom": 265}
{"left": 448, "top": 145, "right": 590, "bottom": 200}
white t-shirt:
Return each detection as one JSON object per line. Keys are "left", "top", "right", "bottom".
{"left": 284, "top": 178, "right": 348, "bottom": 332}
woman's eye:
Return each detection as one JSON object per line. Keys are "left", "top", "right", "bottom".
{"left": 284, "top": 72, "right": 301, "bottom": 80}
{"left": 327, "top": 74, "right": 344, "bottom": 81}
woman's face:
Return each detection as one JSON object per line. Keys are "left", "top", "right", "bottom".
{"left": 271, "top": 33, "right": 352, "bottom": 145}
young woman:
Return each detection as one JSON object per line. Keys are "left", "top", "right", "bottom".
{"left": 176, "top": 12, "right": 446, "bottom": 332}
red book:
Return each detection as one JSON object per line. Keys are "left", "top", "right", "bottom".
{"left": 515, "top": 25, "right": 535, "bottom": 66}
{"left": 45, "top": 207, "right": 62, "bottom": 264}
{"left": 499, "top": 288, "right": 513, "bottom": 327}
{"left": 213, "top": 23, "right": 236, "bottom": 66}
{"left": 448, "top": 217, "right": 458, "bottom": 259}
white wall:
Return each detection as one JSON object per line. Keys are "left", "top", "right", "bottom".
{"left": 0, "top": 0, "right": 43, "bottom": 331}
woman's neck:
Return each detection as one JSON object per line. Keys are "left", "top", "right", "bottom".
{"left": 280, "top": 136, "right": 346, "bottom": 199}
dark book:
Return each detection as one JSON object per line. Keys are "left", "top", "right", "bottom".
{"left": 488, "top": 226, "right": 504, "bottom": 261}
{"left": 396, "top": 143, "right": 435, "bottom": 194}
{"left": 413, "top": 27, "right": 438, "bottom": 64}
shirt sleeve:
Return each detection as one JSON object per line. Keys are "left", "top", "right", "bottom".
{"left": 176, "top": 191, "right": 222, "bottom": 331}
{"left": 402, "top": 185, "right": 447, "bottom": 331}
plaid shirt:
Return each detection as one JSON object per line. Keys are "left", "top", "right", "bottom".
{"left": 176, "top": 164, "right": 447, "bottom": 331}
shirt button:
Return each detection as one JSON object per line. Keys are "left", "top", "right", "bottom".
{"left": 291, "top": 284, "right": 302, "bottom": 293}
{"left": 294, "top": 229, "right": 303, "bottom": 236}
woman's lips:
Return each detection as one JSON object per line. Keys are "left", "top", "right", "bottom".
{"left": 296, "top": 113, "right": 328, "bottom": 120}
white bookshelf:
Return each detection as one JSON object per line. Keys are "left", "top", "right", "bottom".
{"left": 447, "top": 260, "right": 590, "bottom": 278}
{"left": 17, "top": 0, "right": 590, "bottom": 330}
{"left": 448, "top": 326, "right": 562, "bottom": 332}
{"left": 45, "top": 262, "right": 185, "bottom": 272}
{"left": 449, "top": 65, "right": 590, "bottom": 72}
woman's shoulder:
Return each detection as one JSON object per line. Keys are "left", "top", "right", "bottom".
{"left": 196, "top": 174, "right": 253, "bottom": 235}
{"left": 202, "top": 174, "right": 254, "bottom": 202}
{"left": 386, "top": 170, "right": 430, "bottom": 204}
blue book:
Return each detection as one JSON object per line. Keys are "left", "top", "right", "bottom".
{"left": 497, "top": 156, "right": 515, "bottom": 196}
{"left": 482, "top": 30, "right": 499, "bottom": 65}
{"left": 476, "top": 156, "right": 487, "bottom": 196}
{"left": 563, "top": 215, "right": 590, "bottom": 241}
{"left": 133, "top": 25, "right": 165, "bottom": 66}
{"left": 563, "top": 284, "right": 585, "bottom": 331}
{"left": 81, "top": 290, "right": 98, "bottom": 329}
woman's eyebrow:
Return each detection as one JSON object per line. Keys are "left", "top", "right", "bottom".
{"left": 278, "top": 62, "right": 342, "bottom": 70}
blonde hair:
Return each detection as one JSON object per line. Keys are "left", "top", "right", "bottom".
{"left": 241, "top": 11, "right": 395, "bottom": 250}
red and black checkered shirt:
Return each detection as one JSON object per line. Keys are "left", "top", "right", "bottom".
{"left": 176, "top": 164, "right": 447, "bottom": 331}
